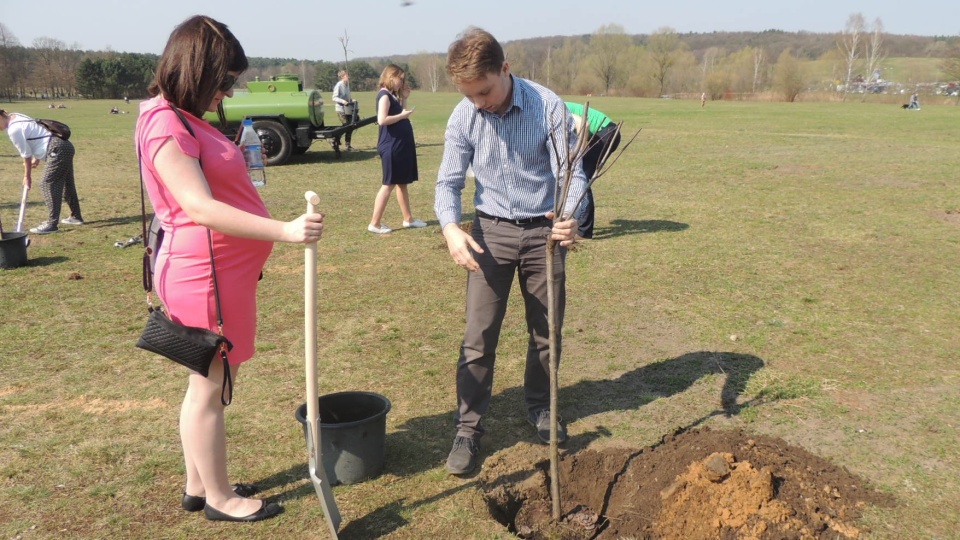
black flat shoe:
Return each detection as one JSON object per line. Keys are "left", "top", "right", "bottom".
{"left": 181, "top": 483, "right": 260, "bottom": 512}
{"left": 203, "top": 500, "right": 283, "bottom": 522}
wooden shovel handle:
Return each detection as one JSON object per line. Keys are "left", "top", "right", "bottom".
{"left": 304, "top": 191, "right": 320, "bottom": 453}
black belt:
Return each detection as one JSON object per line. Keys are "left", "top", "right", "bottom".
{"left": 476, "top": 209, "right": 548, "bottom": 225}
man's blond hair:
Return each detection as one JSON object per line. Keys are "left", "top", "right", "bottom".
{"left": 446, "top": 27, "right": 504, "bottom": 83}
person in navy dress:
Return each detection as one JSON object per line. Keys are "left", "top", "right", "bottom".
{"left": 368, "top": 64, "right": 427, "bottom": 233}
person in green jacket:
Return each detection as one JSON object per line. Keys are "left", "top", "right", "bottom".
{"left": 565, "top": 102, "right": 621, "bottom": 239}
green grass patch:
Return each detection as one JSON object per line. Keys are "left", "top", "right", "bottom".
{"left": 0, "top": 95, "right": 958, "bottom": 538}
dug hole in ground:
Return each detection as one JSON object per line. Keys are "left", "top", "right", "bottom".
{"left": 478, "top": 427, "right": 895, "bottom": 540}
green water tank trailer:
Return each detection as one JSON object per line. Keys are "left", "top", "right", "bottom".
{"left": 205, "top": 74, "right": 374, "bottom": 166}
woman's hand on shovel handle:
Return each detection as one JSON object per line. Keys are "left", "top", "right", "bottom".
{"left": 283, "top": 212, "right": 324, "bottom": 244}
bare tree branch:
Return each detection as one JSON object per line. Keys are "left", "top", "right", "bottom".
{"left": 338, "top": 30, "right": 351, "bottom": 70}
{"left": 863, "top": 18, "right": 886, "bottom": 89}
{"left": 837, "top": 13, "right": 865, "bottom": 100}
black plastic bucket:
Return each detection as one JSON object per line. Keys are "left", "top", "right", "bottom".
{"left": 295, "top": 391, "right": 391, "bottom": 485}
{"left": 0, "top": 232, "right": 28, "bottom": 269}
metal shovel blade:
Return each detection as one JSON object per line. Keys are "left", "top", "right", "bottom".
{"left": 305, "top": 419, "right": 341, "bottom": 538}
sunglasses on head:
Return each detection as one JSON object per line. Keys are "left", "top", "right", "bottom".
{"left": 218, "top": 74, "right": 237, "bottom": 93}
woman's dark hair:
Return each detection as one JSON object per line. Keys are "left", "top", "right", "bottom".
{"left": 148, "top": 15, "right": 248, "bottom": 119}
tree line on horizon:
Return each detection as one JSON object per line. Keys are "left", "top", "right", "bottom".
{"left": 2, "top": 17, "right": 959, "bottom": 104}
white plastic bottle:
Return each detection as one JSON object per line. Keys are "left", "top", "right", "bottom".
{"left": 239, "top": 118, "right": 266, "bottom": 187}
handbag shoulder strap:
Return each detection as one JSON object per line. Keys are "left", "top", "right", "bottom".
{"left": 137, "top": 142, "right": 151, "bottom": 292}
{"left": 10, "top": 115, "right": 53, "bottom": 140}
{"left": 138, "top": 106, "right": 233, "bottom": 405}
{"left": 165, "top": 107, "right": 226, "bottom": 335}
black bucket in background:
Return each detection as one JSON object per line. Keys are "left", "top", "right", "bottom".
{"left": 295, "top": 391, "right": 391, "bottom": 485}
{"left": 0, "top": 232, "right": 28, "bottom": 269}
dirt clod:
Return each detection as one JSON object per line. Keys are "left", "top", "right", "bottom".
{"left": 701, "top": 452, "right": 733, "bottom": 481}
{"left": 479, "top": 427, "right": 894, "bottom": 540}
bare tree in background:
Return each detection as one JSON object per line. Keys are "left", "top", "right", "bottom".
{"left": 774, "top": 48, "right": 805, "bottom": 102}
{"left": 504, "top": 41, "right": 535, "bottom": 80}
{"left": 699, "top": 46, "right": 722, "bottom": 91}
{"left": 725, "top": 47, "right": 760, "bottom": 98}
{"left": 425, "top": 55, "right": 440, "bottom": 92}
{"left": 752, "top": 48, "right": 765, "bottom": 94}
{"left": 57, "top": 42, "right": 82, "bottom": 96}
{"left": 838, "top": 13, "right": 865, "bottom": 100}
{"left": 338, "top": 30, "right": 351, "bottom": 71}
{"left": 546, "top": 38, "right": 584, "bottom": 94}
{"left": 589, "top": 24, "right": 630, "bottom": 95}
{"left": 863, "top": 18, "right": 886, "bottom": 87}
{"left": 32, "top": 37, "right": 70, "bottom": 98}
{"left": 0, "top": 23, "right": 23, "bottom": 100}
{"left": 410, "top": 52, "right": 442, "bottom": 92}
{"left": 0, "top": 24, "right": 15, "bottom": 48}
{"left": 545, "top": 43, "right": 552, "bottom": 88}
{"left": 649, "top": 27, "right": 680, "bottom": 97}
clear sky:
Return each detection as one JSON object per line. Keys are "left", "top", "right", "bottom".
{"left": 2, "top": 0, "right": 957, "bottom": 61}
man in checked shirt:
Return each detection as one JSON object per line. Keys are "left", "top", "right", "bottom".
{"left": 434, "top": 27, "right": 588, "bottom": 475}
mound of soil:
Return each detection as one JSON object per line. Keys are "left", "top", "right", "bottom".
{"left": 478, "top": 427, "right": 894, "bottom": 540}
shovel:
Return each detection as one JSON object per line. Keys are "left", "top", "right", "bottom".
{"left": 16, "top": 185, "right": 30, "bottom": 247}
{"left": 16, "top": 185, "right": 28, "bottom": 232}
{"left": 303, "top": 191, "right": 341, "bottom": 539}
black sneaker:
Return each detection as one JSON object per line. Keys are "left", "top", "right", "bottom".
{"left": 29, "top": 221, "right": 59, "bottom": 234}
{"left": 445, "top": 436, "right": 480, "bottom": 475}
{"left": 528, "top": 409, "right": 567, "bottom": 445}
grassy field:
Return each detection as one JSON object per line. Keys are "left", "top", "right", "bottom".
{"left": 1, "top": 93, "right": 958, "bottom": 539}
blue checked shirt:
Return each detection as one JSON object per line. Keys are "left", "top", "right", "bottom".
{"left": 435, "top": 76, "right": 588, "bottom": 229}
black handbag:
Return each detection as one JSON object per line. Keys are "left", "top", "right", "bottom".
{"left": 137, "top": 307, "right": 232, "bottom": 378}
{"left": 135, "top": 106, "right": 233, "bottom": 405}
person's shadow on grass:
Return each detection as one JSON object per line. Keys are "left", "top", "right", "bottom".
{"left": 0, "top": 199, "right": 40, "bottom": 213}
{"left": 279, "top": 351, "right": 763, "bottom": 537}
{"left": 394, "top": 350, "right": 765, "bottom": 468}
{"left": 290, "top": 147, "right": 373, "bottom": 165}
{"left": 83, "top": 214, "right": 144, "bottom": 228}
{"left": 25, "top": 255, "right": 69, "bottom": 267}
{"left": 255, "top": 351, "right": 763, "bottom": 537}
{"left": 591, "top": 219, "right": 688, "bottom": 240}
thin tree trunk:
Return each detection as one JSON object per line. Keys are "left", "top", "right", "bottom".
{"left": 546, "top": 238, "right": 561, "bottom": 520}
{"left": 543, "top": 105, "right": 636, "bottom": 524}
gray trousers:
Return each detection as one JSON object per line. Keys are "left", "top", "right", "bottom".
{"left": 40, "top": 137, "right": 81, "bottom": 224}
{"left": 455, "top": 215, "right": 567, "bottom": 439}
{"left": 337, "top": 111, "right": 354, "bottom": 145}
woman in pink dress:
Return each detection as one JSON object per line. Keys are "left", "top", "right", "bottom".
{"left": 136, "top": 15, "right": 324, "bottom": 523}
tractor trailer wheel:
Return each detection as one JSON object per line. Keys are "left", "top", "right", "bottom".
{"left": 254, "top": 119, "right": 292, "bottom": 166}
